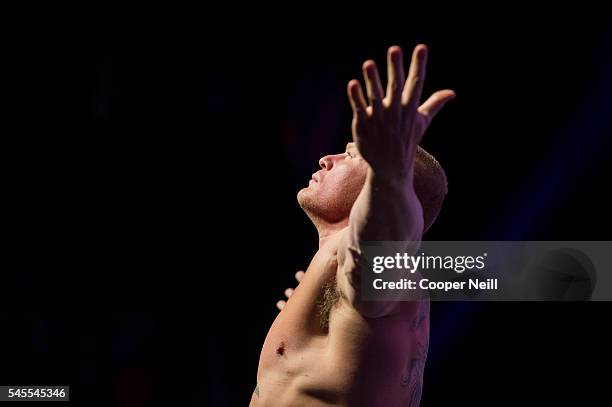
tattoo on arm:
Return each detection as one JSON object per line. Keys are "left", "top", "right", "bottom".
{"left": 411, "top": 303, "right": 428, "bottom": 330}
{"left": 401, "top": 301, "right": 430, "bottom": 405}
{"left": 254, "top": 385, "right": 259, "bottom": 398}
{"left": 401, "top": 339, "right": 428, "bottom": 405}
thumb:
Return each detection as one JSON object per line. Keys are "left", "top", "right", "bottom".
{"left": 418, "top": 89, "right": 456, "bottom": 120}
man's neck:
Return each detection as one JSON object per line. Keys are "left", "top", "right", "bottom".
{"left": 316, "top": 220, "right": 349, "bottom": 249}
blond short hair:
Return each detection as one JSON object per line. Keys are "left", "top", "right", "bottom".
{"left": 414, "top": 147, "right": 448, "bottom": 233}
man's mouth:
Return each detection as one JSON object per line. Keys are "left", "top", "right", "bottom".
{"left": 311, "top": 173, "right": 320, "bottom": 183}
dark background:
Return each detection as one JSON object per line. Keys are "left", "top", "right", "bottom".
{"left": 4, "top": 11, "right": 612, "bottom": 406}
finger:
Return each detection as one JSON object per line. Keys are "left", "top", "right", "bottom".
{"left": 276, "top": 300, "right": 286, "bottom": 311}
{"left": 401, "top": 44, "right": 428, "bottom": 112}
{"left": 418, "top": 89, "right": 456, "bottom": 121}
{"left": 347, "top": 80, "right": 367, "bottom": 121}
{"left": 362, "top": 60, "right": 384, "bottom": 117}
{"left": 386, "top": 45, "right": 405, "bottom": 107}
{"left": 295, "top": 270, "right": 305, "bottom": 283}
{"left": 285, "top": 288, "right": 294, "bottom": 298}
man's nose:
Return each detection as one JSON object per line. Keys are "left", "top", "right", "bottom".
{"left": 319, "top": 154, "right": 342, "bottom": 170}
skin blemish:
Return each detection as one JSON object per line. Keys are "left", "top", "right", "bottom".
{"left": 276, "top": 341, "right": 285, "bottom": 356}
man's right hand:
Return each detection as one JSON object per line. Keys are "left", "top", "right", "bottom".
{"left": 276, "top": 270, "right": 305, "bottom": 311}
{"left": 347, "top": 44, "right": 455, "bottom": 182}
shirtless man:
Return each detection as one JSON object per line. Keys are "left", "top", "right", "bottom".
{"left": 250, "top": 44, "right": 455, "bottom": 407}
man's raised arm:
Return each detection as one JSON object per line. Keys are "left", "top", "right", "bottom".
{"left": 336, "top": 45, "right": 455, "bottom": 317}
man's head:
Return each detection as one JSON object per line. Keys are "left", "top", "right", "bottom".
{"left": 297, "top": 142, "right": 448, "bottom": 233}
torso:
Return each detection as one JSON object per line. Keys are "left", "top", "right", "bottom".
{"left": 250, "top": 232, "right": 430, "bottom": 407}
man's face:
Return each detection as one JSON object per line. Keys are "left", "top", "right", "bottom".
{"left": 297, "top": 142, "right": 368, "bottom": 223}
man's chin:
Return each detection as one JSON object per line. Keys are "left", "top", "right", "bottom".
{"left": 297, "top": 187, "right": 309, "bottom": 205}
{"left": 297, "top": 187, "right": 317, "bottom": 210}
